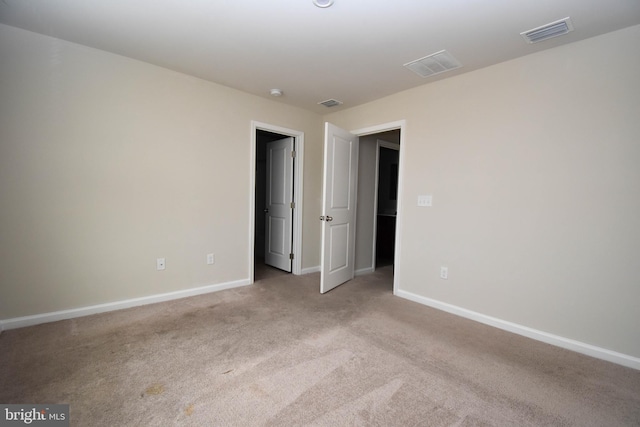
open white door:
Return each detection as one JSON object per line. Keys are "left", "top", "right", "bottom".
{"left": 265, "top": 137, "right": 294, "bottom": 272}
{"left": 320, "top": 123, "right": 359, "bottom": 293}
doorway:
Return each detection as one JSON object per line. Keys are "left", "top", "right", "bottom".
{"left": 250, "top": 122, "right": 305, "bottom": 283}
{"left": 353, "top": 129, "right": 401, "bottom": 278}
{"left": 322, "top": 120, "right": 405, "bottom": 295}
{"left": 375, "top": 139, "right": 400, "bottom": 269}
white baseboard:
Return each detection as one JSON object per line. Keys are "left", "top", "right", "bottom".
{"left": 0, "top": 278, "right": 252, "bottom": 331}
{"left": 395, "top": 289, "right": 640, "bottom": 371}
{"left": 355, "top": 267, "right": 375, "bottom": 276}
{"left": 300, "top": 265, "right": 320, "bottom": 275}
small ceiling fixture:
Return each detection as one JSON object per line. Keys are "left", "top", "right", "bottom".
{"left": 318, "top": 98, "right": 343, "bottom": 108}
{"left": 521, "top": 17, "right": 574, "bottom": 43}
{"left": 312, "top": 0, "right": 334, "bottom": 8}
{"left": 270, "top": 88, "right": 283, "bottom": 97}
{"left": 403, "top": 50, "right": 462, "bottom": 78}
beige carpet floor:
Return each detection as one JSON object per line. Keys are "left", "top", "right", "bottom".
{"left": 1, "top": 266, "right": 639, "bottom": 426}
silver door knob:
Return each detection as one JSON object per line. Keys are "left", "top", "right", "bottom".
{"left": 319, "top": 215, "right": 325, "bottom": 221}
{"left": 326, "top": 216, "right": 333, "bottom": 222}
{"left": 264, "top": 209, "right": 269, "bottom": 213}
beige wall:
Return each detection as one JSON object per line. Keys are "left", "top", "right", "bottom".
{"left": 0, "top": 24, "right": 323, "bottom": 319}
{"left": 326, "top": 25, "right": 640, "bottom": 358}
{"left": 2, "top": 21, "right": 639, "bottom": 361}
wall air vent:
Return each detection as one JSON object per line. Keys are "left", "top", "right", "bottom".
{"left": 318, "top": 99, "right": 343, "bottom": 108}
{"left": 403, "top": 50, "right": 462, "bottom": 78}
{"left": 521, "top": 17, "right": 574, "bottom": 43}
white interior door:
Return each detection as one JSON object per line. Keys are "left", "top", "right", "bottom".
{"left": 265, "top": 137, "right": 294, "bottom": 272}
{"left": 320, "top": 123, "right": 359, "bottom": 293}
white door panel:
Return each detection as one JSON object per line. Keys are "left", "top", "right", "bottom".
{"left": 329, "top": 223, "right": 349, "bottom": 270}
{"left": 265, "top": 137, "right": 294, "bottom": 272}
{"left": 320, "top": 123, "right": 359, "bottom": 293}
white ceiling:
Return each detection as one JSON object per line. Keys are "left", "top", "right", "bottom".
{"left": 2, "top": 0, "right": 639, "bottom": 114}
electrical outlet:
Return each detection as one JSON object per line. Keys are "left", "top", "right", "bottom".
{"left": 440, "top": 266, "right": 448, "bottom": 280}
{"left": 206, "top": 253, "right": 215, "bottom": 265}
{"left": 157, "top": 258, "right": 166, "bottom": 271}
{"left": 418, "top": 194, "right": 433, "bottom": 207}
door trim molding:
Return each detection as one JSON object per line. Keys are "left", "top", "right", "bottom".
{"left": 250, "top": 121, "right": 305, "bottom": 281}
{"left": 351, "top": 120, "right": 406, "bottom": 296}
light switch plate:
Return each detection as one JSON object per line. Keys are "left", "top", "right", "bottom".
{"left": 440, "top": 266, "right": 448, "bottom": 279}
{"left": 417, "top": 195, "right": 432, "bottom": 207}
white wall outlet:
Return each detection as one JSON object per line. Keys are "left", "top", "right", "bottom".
{"left": 418, "top": 194, "right": 433, "bottom": 207}
{"left": 157, "top": 258, "right": 166, "bottom": 271}
{"left": 206, "top": 253, "right": 215, "bottom": 265}
{"left": 440, "top": 266, "right": 448, "bottom": 280}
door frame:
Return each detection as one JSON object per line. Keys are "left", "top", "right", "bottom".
{"left": 249, "top": 121, "right": 305, "bottom": 282}
{"left": 351, "top": 120, "right": 406, "bottom": 295}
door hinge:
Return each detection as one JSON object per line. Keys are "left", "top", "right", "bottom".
{"left": 291, "top": 150, "right": 296, "bottom": 158}
{"left": 289, "top": 253, "right": 294, "bottom": 260}
{"left": 290, "top": 202, "right": 295, "bottom": 209}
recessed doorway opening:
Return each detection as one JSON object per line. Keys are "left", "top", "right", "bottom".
{"left": 354, "top": 130, "right": 400, "bottom": 276}
{"left": 250, "top": 122, "right": 305, "bottom": 283}
{"left": 319, "top": 120, "right": 404, "bottom": 294}
{"left": 351, "top": 121, "right": 405, "bottom": 295}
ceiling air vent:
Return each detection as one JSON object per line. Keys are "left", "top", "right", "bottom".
{"left": 318, "top": 99, "right": 343, "bottom": 108}
{"left": 521, "top": 17, "right": 574, "bottom": 43}
{"left": 403, "top": 50, "right": 462, "bottom": 78}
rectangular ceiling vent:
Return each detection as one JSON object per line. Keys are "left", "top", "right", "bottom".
{"left": 521, "top": 17, "right": 574, "bottom": 43}
{"left": 403, "top": 50, "right": 462, "bottom": 78}
{"left": 318, "top": 98, "right": 343, "bottom": 108}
